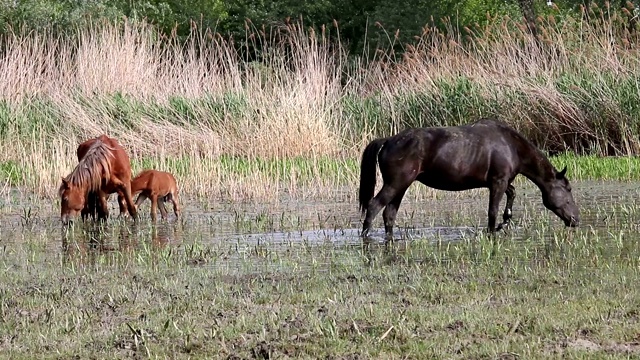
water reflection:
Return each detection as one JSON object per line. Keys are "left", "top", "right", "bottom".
{"left": 60, "top": 221, "right": 184, "bottom": 267}
{"left": 3, "top": 180, "right": 640, "bottom": 272}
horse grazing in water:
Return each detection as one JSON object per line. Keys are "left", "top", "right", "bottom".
{"left": 131, "top": 169, "right": 180, "bottom": 222}
{"left": 358, "top": 118, "right": 579, "bottom": 239}
{"left": 76, "top": 137, "right": 121, "bottom": 221}
{"left": 59, "top": 135, "right": 138, "bottom": 225}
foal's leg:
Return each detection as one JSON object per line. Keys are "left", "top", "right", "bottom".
{"left": 382, "top": 188, "right": 408, "bottom": 241}
{"left": 170, "top": 192, "right": 180, "bottom": 218}
{"left": 488, "top": 179, "right": 509, "bottom": 233}
{"left": 362, "top": 185, "right": 399, "bottom": 237}
{"left": 158, "top": 199, "right": 168, "bottom": 220}
{"left": 135, "top": 193, "right": 148, "bottom": 208}
{"left": 149, "top": 194, "right": 159, "bottom": 222}
{"left": 496, "top": 184, "right": 516, "bottom": 231}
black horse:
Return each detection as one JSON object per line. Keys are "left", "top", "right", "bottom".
{"left": 358, "top": 118, "right": 579, "bottom": 239}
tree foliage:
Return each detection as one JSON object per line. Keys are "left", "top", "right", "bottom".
{"left": 0, "top": 0, "right": 636, "bottom": 54}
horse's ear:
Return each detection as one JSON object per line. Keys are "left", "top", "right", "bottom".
{"left": 556, "top": 166, "right": 567, "bottom": 179}
{"left": 61, "top": 177, "right": 69, "bottom": 188}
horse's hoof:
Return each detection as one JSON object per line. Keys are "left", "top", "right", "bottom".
{"left": 496, "top": 221, "right": 510, "bottom": 232}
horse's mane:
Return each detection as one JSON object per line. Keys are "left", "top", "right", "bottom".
{"left": 62, "top": 139, "right": 114, "bottom": 192}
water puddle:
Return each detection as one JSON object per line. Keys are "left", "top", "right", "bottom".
{"left": 2, "top": 180, "right": 640, "bottom": 273}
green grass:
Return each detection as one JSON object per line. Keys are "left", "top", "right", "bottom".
{"left": 1, "top": 214, "right": 640, "bottom": 358}
{"left": 550, "top": 153, "right": 640, "bottom": 181}
{"left": 1, "top": 152, "right": 636, "bottom": 191}
{"left": 1, "top": 171, "right": 639, "bottom": 358}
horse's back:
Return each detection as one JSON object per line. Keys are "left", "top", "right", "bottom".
{"left": 76, "top": 134, "right": 127, "bottom": 159}
{"left": 76, "top": 134, "right": 133, "bottom": 190}
{"left": 99, "top": 135, "right": 132, "bottom": 181}
{"left": 132, "top": 170, "right": 178, "bottom": 196}
{"left": 378, "top": 119, "right": 525, "bottom": 191}
{"left": 76, "top": 138, "right": 96, "bottom": 161}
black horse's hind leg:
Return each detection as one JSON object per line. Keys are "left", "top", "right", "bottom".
{"left": 488, "top": 179, "right": 509, "bottom": 233}
{"left": 382, "top": 188, "right": 408, "bottom": 241}
{"left": 496, "top": 184, "right": 516, "bottom": 231}
{"left": 362, "top": 185, "right": 398, "bottom": 238}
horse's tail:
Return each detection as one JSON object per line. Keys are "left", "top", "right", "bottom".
{"left": 358, "top": 137, "right": 387, "bottom": 215}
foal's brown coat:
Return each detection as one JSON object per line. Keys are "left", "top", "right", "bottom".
{"left": 131, "top": 169, "right": 180, "bottom": 221}
{"left": 59, "top": 135, "right": 138, "bottom": 224}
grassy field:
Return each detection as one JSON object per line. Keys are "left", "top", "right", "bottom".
{"left": 2, "top": 7, "right": 640, "bottom": 359}
{"left": 1, "top": 210, "right": 640, "bottom": 359}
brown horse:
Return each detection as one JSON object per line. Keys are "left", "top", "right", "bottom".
{"left": 59, "top": 135, "right": 138, "bottom": 225}
{"left": 76, "top": 137, "right": 125, "bottom": 221}
{"left": 131, "top": 169, "right": 180, "bottom": 221}
{"left": 359, "top": 118, "right": 580, "bottom": 239}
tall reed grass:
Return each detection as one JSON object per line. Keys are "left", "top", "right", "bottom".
{"left": 0, "top": 4, "right": 639, "bottom": 198}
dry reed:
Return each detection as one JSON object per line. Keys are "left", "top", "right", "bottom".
{"left": 0, "top": 9, "right": 638, "bottom": 200}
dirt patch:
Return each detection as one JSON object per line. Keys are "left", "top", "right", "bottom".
{"left": 445, "top": 320, "right": 465, "bottom": 332}
{"left": 567, "top": 338, "right": 601, "bottom": 351}
{"left": 560, "top": 338, "right": 640, "bottom": 354}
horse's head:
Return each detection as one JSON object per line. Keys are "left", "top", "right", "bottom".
{"left": 59, "top": 177, "right": 86, "bottom": 225}
{"left": 542, "top": 166, "right": 579, "bottom": 227}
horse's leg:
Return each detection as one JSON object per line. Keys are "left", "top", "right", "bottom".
{"left": 496, "top": 184, "right": 516, "bottom": 231}
{"left": 488, "top": 179, "right": 509, "bottom": 233}
{"left": 362, "top": 185, "right": 398, "bottom": 238}
{"left": 116, "top": 192, "right": 128, "bottom": 218}
{"left": 170, "top": 193, "right": 180, "bottom": 218}
{"left": 96, "top": 193, "right": 110, "bottom": 221}
{"left": 97, "top": 192, "right": 110, "bottom": 222}
{"left": 149, "top": 194, "right": 159, "bottom": 222}
{"left": 382, "top": 188, "right": 408, "bottom": 241}
{"left": 158, "top": 199, "right": 168, "bottom": 220}
{"left": 164, "top": 193, "right": 180, "bottom": 218}
{"left": 81, "top": 191, "right": 94, "bottom": 221}
{"left": 116, "top": 181, "right": 138, "bottom": 221}
{"left": 135, "top": 193, "right": 147, "bottom": 207}
{"left": 90, "top": 191, "right": 102, "bottom": 221}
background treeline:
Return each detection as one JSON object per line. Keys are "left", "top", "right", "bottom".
{"left": 0, "top": 0, "right": 634, "bottom": 55}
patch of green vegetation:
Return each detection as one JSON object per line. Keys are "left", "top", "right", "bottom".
{"left": 132, "top": 155, "right": 358, "bottom": 186}
{"left": 1, "top": 152, "right": 639, "bottom": 194}
{"left": 0, "top": 98, "right": 60, "bottom": 138}
{"left": 133, "top": 156, "right": 204, "bottom": 179}
{"left": 340, "top": 94, "right": 388, "bottom": 137}
{"left": 215, "top": 154, "right": 357, "bottom": 183}
{"left": 2, "top": 204, "right": 640, "bottom": 358}
{"left": 0, "top": 160, "right": 26, "bottom": 185}
{"left": 551, "top": 153, "right": 640, "bottom": 181}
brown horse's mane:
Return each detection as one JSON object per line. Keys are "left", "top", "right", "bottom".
{"left": 61, "top": 139, "right": 114, "bottom": 193}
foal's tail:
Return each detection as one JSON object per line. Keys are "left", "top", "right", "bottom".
{"left": 358, "top": 137, "right": 387, "bottom": 215}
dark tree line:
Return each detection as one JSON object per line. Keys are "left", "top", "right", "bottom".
{"left": 0, "top": 0, "right": 636, "bottom": 54}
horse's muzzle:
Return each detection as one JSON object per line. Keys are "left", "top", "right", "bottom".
{"left": 565, "top": 217, "right": 579, "bottom": 227}
{"left": 61, "top": 216, "right": 73, "bottom": 227}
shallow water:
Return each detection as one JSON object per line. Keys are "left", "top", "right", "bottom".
{"left": 3, "top": 180, "right": 640, "bottom": 273}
